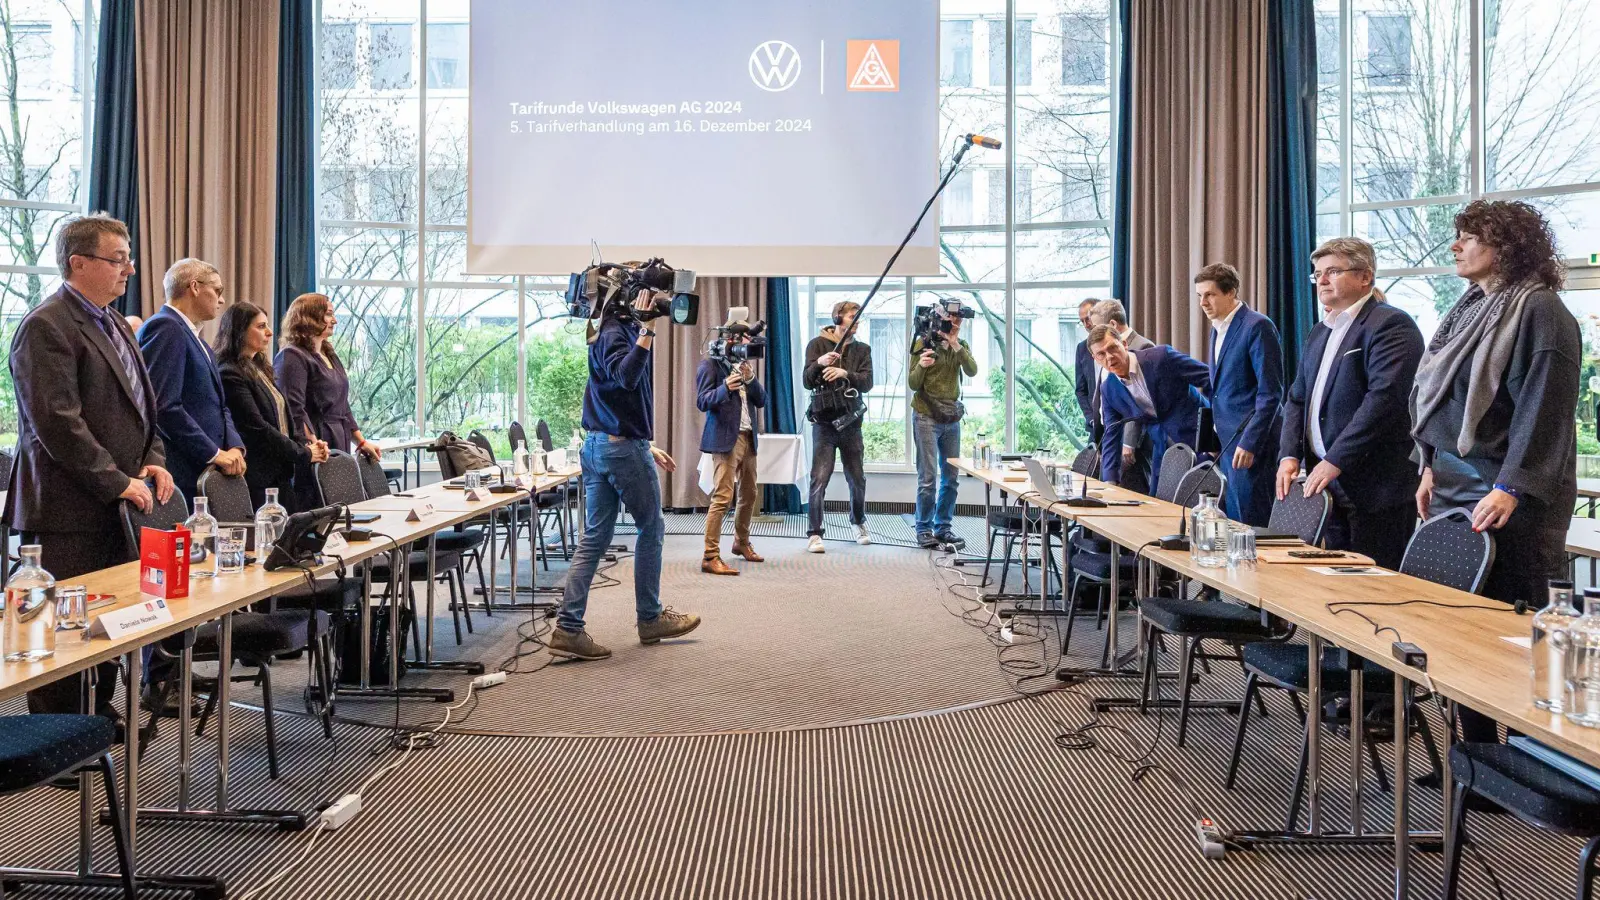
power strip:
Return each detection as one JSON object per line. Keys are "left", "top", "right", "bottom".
{"left": 473, "top": 671, "right": 508, "bottom": 689}
{"left": 319, "top": 793, "right": 363, "bottom": 830}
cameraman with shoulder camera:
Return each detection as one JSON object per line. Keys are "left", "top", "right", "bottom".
{"left": 802, "top": 300, "right": 874, "bottom": 552}
{"left": 696, "top": 329, "right": 766, "bottom": 575}
{"left": 551, "top": 285, "right": 701, "bottom": 662}
{"left": 908, "top": 304, "right": 977, "bottom": 550}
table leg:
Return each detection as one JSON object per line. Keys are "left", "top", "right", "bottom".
{"left": 1394, "top": 674, "right": 1411, "bottom": 899}
{"left": 1306, "top": 634, "right": 1323, "bottom": 836}
{"left": 409, "top": 531, "right": 482, "bottom": 674}
{"left": 1350, "top": 652, "right": 1365, "bottom": 837}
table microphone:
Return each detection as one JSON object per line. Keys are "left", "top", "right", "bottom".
{"left": 339, "top": 506, "right": 373, "bottom": 542}
{"left": 964, "top": 133, "right": 1003, "bottom": 149}
{"left": 1064, "top": 467, "right": 1105, "bottom": 507}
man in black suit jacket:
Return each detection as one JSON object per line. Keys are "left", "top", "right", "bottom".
{"left": 1277, "top": 237, "right": 1424, "bottom": 569}
{"left": 1072, "top": 298, "right": 1100, "bottom": 439}
{"left": 3, "top": 214, "right": 174, "bottom": 716}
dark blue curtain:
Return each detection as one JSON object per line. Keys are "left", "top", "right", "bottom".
{"left": 1266, "top": 0, "right": 1319, "bottom": 374}
{"left": 87, "top": 0, "right": 140, "bottom": 316}
{"left": 1110, "top": 0, "right": 1133, "bottom": 310}
{"left": 275, "top": 0, "right": 317, "bottom": 323}
{"left": 763, "top": 277, "right": 801, "bottom": 514}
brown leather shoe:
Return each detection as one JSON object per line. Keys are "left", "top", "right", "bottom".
{"left": 702, "top": 556, "right": 739, "bottom": 576}
{"left": 731, "top": 542, "right": 764, "bottom": 562}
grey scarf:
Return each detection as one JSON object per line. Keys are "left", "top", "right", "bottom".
{"left": 1410, "top": 280, "right": 1540, "bottom": 456}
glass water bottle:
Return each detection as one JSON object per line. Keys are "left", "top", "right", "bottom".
{"left": 1190, "top": 494, "right": 1229, "bottom": 568}
{"left": 513, "top": 439, "right": 531, "bottom": 476}
{"left": 1564, "top": 588, "right": 1600, "bottom": 729}
{"left": 254, "top": 488, "right": 289, "bottom": 557}
{"left": 184, "top": 496, "right": 219, "bottom": 577}
{"left": 4, "top": 545, "right": 56, "bottom": 662}
{"left": 1531, "top": 579, "right": 1581, "bottom": 713}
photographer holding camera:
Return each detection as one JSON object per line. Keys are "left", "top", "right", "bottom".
{"left": 909, "top": 303, "right": 977, "bottom": 550}
{"left": 696, "top": 328, "right": 767, "bottom": 575}
{"left": 552, "top": 271, "right": 702, "bottom": 662}
{"left": 802, "top": 301, "right": 874, "bottom": 553}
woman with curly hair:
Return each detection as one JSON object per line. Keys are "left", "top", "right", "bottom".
{"left": 1413, "top": 200, "right": 1580, "bottom": 737}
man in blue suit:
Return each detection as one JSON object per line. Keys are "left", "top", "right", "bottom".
{"left": 138, "top": 258, "right": 245, "bottom": 502}
{"left": 1277, "top": 237, "right": 1424, "bottom": 569}
{"left": 1072, "top": 297, "right": 1101, "bottom": 440}
{"left": 695, "top": 332, "right": 767, "bottom": 575}
{"left": 1090, "top": 324, "right": 1210, "bottom": 495}
{"left": 1196, "top": 263, "right": 1283, "bottom": 526}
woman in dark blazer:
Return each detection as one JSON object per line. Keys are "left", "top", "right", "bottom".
{"left": 274, "top": 293, "right": 382, "bottom": 463}
{"left": 216, "top": 301, "right": 328, "bottom": 512}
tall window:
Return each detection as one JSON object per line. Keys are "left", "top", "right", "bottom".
{"left": 1318, "top": 0, "right": 1600, "bottom": 463}
{"left": 0, "top": 1, "right": 95, "bottom": 440}
{"left": 941, "top": 19, "right": 973, "bottom": 87}
{"left": 1060, "top": 14, "right": 1107, "bottom": 87}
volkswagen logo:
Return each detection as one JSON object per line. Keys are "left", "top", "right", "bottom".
{"left": 749, "top": 40, "right": 802, "bottom": 92}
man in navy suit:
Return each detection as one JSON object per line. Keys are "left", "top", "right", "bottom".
{"left": 138, "top": 258, "right": 246, "bottom": 502}
{"left": 695, "top": 331, "right": 767, "bottom": 575}
{"left": 1072, "top": 297, "right": 1101, "bottom": 440}
{"left": 1277, "top": 237, "right": 1424, "bottom": 569}
{"left": 1197, "top": 263, "right": 1283, "bottom": 526}
{"left": 1090, "top": 324, "right": 1210, "bottom": 495}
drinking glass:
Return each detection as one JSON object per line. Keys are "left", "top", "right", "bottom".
{"left": 217, "top": 527, "right": 248, "bottom": 575}
{"left": 1227, "top": 526, "right": 1257, "bottom": 568}
{"left": 55, "top": 585, "right": 87, "bottom": 631}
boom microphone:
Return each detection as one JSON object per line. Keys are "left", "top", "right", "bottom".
{"left": 964, "top": 133, "right": 1002, "bottom": 149}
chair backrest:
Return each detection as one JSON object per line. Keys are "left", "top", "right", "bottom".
{"left": 119, "top": 485, "right": 189, "bottom": 558}
{"left": 1153, "top": 443, "right": 1197, "bottom": 503}
{"left": 535, "top": 419, "right": 554, "bottom": 453}
{"left": 433, "top": 431, "right": 459, "bottom": 480}
{"left": 1169, "top": 461, "right": 1224, "bottom": 510}
{"left": 1267, "top": 477, "right": 1331, "bottom": 545}
{"left": 467, "top": 429, "right": 496, "bottom": 464}
{"left": 197, "top": 469, "right": 255, "bottom": 523}
{"left": 315, "top": 450, "right": 368, "bottom": 507}
{"left": 0, "top": 447, "right": 13, "bottom": 487}
{"left": 1400, "top": 508, "right": 1495, "bottom": 594}
{"left": 358, "top": 452, "right": 392, "bottom": 498}
{"left": 508, "top": 420, "right": 527, "bottom": 455}
{"left": 1070, "top": 445, "right": 1098, "bottom": 476}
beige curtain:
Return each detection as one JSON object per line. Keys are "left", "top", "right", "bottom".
{"left": 651, "top": 278, "right": 768, "bottom": 508}
{"left": 135, "top": 0, "right": 279, "bottom": 321}
{"left": 1123, "top": 0, "right": 1269, "bottom": 358}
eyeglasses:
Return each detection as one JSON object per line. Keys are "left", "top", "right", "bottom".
{"left": 1309, "top": 266, "right": 1364, "bottom": 284}
{"left": 78, "top": 253, "right": 135, "bottom": 269}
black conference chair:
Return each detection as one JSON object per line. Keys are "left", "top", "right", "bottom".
{"left": 1228, "top": 508, "right": 1490, "bottom": 828}
{"left": 535, "top": 417, "right": 581, "bottom": 532}
{"left": 1129, "top": 462, "right": 1291, "bottom": 748}
{"left": 317, "top": 450, "right": 471, "bottom": 648}
{"left": 467, "top": 429, "right": 496, "bottom": 464}
{"left": 1069, "top": 444, "right": 1098, "bottom": 477}
{"left": 0, "top": 715, "right": 137, "bottom": 899}
{"left": 121, "top": 488, "right": 333, "bottom": 778}
{"left": 358, "top": 452, "right": 487, "bottom": 630}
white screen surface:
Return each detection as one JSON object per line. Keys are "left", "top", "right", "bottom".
{"left": 467, "top": 0, "right": 940, "bottom": 277}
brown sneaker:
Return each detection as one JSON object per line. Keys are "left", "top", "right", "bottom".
{"left": 730, "top": 542, "right": 764, "bottom": 562}
{"left": 638, "top": 608, "right": 701, "bottom": 645}
{"left": 702, "top": 557, "right": 739, "bottom": 576}
{"left": 547, "top": 628, "right": 612, "bottom": 661}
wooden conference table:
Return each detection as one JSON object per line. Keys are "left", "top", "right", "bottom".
{"left": 952, "top": 458, "right": 1600, "bottom": 900}
{"left": 0, "top": 467, "right": 578, "bottom": 897}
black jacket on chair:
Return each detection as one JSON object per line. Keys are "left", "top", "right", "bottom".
{"left": 220, "top": 361, "right": 309, "bottom": 512}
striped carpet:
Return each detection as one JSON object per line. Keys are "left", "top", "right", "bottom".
{"left": 0, "top": 516, "right": 1581, "bottom": 899}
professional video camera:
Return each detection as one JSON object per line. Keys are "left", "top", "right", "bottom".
{"left": 913, "top": 296, "right": 976, "bottom": 347}
{"left": 566, "top": 257, "right": 700, "bottom": 325}
{"left": 707, "top": 306, "right": 766, "bottom": 364}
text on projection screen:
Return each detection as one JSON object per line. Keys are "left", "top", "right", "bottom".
{"left": 466, "top": 0, "right": 941, "bottom": 277}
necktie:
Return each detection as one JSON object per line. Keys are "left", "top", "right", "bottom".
{"left": 93, "top": 311, "right": 146, "bottom": 418}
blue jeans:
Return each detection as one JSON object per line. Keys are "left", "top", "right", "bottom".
{"left": 913, "top": 412, "right": 961, "bottom": 534}
{"left": 557, "top": 435, "right": 665, "bottom": 633}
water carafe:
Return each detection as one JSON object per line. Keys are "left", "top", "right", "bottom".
{"left": 4, "top": 545, "right": 56, "bottom": 662}
{"left": 184, "top": 496, "right": 219, "bottom": 577}
{"left": 254, "top": 488, "right": 289, "bottom": 559}
{"left": 1532, "top": 579, "right": 1580, "bottom": 713}
{"left": 1564, "top": 588, "right": 1600, "bottom": 728}
{"left": 1189, "top": 493, "right": 1229, "bottom": 568}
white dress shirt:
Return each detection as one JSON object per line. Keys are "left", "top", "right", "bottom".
{"left": 1307, "top": 293, "right": 1372, "bottom": 458}
{"left": 1119, "top": 354, "right": 1158, "bottom": 420}
{"left": 738, "top": 384, "right": 752, "bottom": 433}
{"left": 1210, "top": 304, "right": 1241, "bottom": 363}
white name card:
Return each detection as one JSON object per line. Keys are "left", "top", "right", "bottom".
{"left": 405, "top": 503, "right": 436, "bottom": 522}
{"left": 322, "top": 532, "right": 349, "bottom": 555}
{"left": 465, "top": 487, "right": 492, "bottom": 502}
{"left": 88, "top": 598, "right": 173, "bottom": 640}
{"left": 515, "top": 473, "right": 535, "bottom": 490}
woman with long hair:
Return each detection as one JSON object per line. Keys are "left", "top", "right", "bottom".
{"left": 274, "top": 293, "right": 382, "bottom": 462}
{"left": 1412, "top": 199, "right": 1581, "bottom": 741}
{"left": 215, "top": 301, "right": 328, "bottom": 511}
